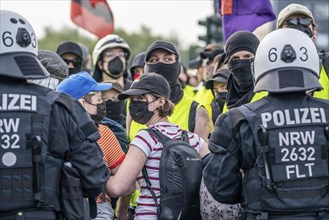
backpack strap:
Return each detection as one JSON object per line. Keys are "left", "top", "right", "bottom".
{"left": 188, "top": 101, "right": 199, "bottom": 132}
{"left": 141, "top": 167, "right": 160, "bottom": 218}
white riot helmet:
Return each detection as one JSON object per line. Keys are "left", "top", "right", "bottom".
{"left": 92, "top": 34, "right": 130, "bottom": 81}
{"left": 254, "top": 28, "right": 321, "bottom": 93}
{"left": 0, "top": 10, "right": 49, "bottom": 79}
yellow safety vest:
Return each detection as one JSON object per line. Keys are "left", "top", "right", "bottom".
{"left": 313, "top": 65, "right": 329, "bottom": 100}
{"left": 128, "top": 93, "right": 200, "bottom": 141}
{"left": 183, "top": 85, "right": 196, "bottom": 99}
{"left": 194, "top": 85, "right": 214, "bottom": 119}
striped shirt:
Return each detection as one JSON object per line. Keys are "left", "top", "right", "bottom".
{"left": 131, "top": 122, "right": 205, "bottom": 220}
{"left": 97, "top": 124, "right": 126, "bottom": 203}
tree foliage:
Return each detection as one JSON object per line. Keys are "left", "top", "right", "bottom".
{"left": 38, "top": 25, "right": 203, "bottom": 67}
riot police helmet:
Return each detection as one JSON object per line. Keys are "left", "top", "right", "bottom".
{"left": 254, "top": 28, "right": 321, "bottom": 93}
{"left": 0, "top": 10, "right": 49, "bottom": 79}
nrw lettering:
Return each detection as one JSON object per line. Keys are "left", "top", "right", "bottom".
{"left": 0, "top": 118, "right": 20, "bottom": 133}
{"left": 279, "top": 130, "right": 315, "bottom": 146}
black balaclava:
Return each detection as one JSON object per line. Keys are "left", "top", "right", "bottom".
{"left": 145, "top": 40, "right": 183, "bottom": 104}
{"left": 224, "top": 31, "right": 260, "bottom": 109}
{"left": 228, "top": 59, "right": 254, "bottom": 90}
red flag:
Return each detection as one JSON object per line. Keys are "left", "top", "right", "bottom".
{"left": 71, "top": 0, "right": 114, "bottom": 38}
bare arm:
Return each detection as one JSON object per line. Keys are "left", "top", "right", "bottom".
{"left": 199, "top": 142, "right": 210, "bottom": 158}
{"left": 194, "top": 106, "right": 211, "bottom": 142}
{"left": 106, "top": 145, "right": 146, "bottom": 197}
{"left": 126, "top": 109, "right": 132, "bottom": 140}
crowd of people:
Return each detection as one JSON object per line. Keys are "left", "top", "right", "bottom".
{"left": 0, "top": 2, "right": 329, "bottom": 220}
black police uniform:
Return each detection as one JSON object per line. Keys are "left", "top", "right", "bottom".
{"left": 203, "top": 93, "right": 329, "bottom": 219}
{"left": 0, "top": 78, "right": 110, "bottom": 219}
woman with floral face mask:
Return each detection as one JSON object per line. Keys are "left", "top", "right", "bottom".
{"left": 105, "top": 72, "right": 209, "bottom": 220}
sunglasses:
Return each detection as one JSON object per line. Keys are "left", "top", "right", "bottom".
{"left": 285, "top": 17, "right": 312, "bottom": 28}
{"left": 62, "top": 58, "right": 82, "bottom": 67}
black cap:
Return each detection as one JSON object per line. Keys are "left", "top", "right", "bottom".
{"left": 200, "top": 48, "right": 224, "bottom": 60}
{"left": 145, "top": 40, "right": 179, "bottom": 61}
{"left": 56, "top": 41, "right": 83, "bottom": 59}
{"left": 205, "top": 67, "right": 230, "bottom": 89}
{"left": 130, "top": 52, "right": 146, "bottom": 73}
{"left": 118, "top": 72, "right": 170, "bottom": 100}
{"left": 188, "top": 58, "right": 202, "bottom": 69}
{"left": 224, "top": 31, "right": 259, "bottom": 64}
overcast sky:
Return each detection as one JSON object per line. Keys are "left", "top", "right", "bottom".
{"left": 1, "top": 0, "right": 214, "bottom": 48}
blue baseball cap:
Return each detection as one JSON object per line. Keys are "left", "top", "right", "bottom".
{"left": 57, "top": 71, "right": 112, "bottom": 99}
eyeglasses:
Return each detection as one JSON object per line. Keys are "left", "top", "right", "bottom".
{"left": 285, "top": 17, "right": 312, "bottom": 28}
{"left": 62, "top": 58, "right": 82, "bottom": 67}
{"left": 103, "top": 51, "right": 127, "bottom": 59}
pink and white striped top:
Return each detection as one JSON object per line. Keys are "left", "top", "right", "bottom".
{"left": 131, "top": 122, "right": 205, "bottom": 220}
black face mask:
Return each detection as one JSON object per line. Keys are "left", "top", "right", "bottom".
{"left": 68, "top": 66, "right": 82, "bottom": 75}
{"left": 294, "top": 24, "right": 313, "bottom": 38}
{"left": 146, "top": 61, "right": 180, "bottom": 86}
{"left": 105, "top": 100, "right": 125, "bottom": 120}
{"left": 106, "top": 57, "right": 124, "bottom": 79}
{"left": 228, "top": 59, "right": 254, "bottom": 90}
{"left": 88, "top": 102, "right": 106, "bottom": 122}
{"left": 215, "top": 92, "right": 227, "bottom": 110}
{"left": 129, "top": 100, "right": 154, "bottom": 125}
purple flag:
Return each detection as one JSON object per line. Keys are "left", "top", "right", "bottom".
{"left": 218, "top": 0, "right": 276, "bottom": 41}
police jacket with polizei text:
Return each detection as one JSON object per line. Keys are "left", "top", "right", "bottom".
{"left": 0, "top": 80, "right": 110, "bottom": 212}
{"left": 203, "top": 93, "right": 329, "bottom": 214}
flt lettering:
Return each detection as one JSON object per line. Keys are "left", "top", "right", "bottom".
{"left": 286, "top": 163, "right": 314, "bottom": 179}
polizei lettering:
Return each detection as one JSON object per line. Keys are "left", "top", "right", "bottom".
{"left": 0, "top": 94, "right": 37, "bottom": 111}
{"left": 261, "top": 108, "right": 326, "bottom": 128}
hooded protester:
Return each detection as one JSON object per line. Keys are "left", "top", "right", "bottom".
{"left": 205, "top": 67, "right": 230, "bottom": 124}
{"left": 224, "top": 31, "right": 260, "bottom": 109}
{"left": 129, "top": 52, "right": 146, "bottom": 81}
{"left": 56, "top": 41, "right": 84, "bottom": 75}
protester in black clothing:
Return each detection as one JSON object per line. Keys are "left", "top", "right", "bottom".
{"left": 56, "top": 41, "right": 84, "bottom": 75}
{"left": 224, "top": 31, "right": 260, "bottom": 109}
{"left": 205, "top": 67, "right": 229, "bottom": 124}
{"left": 129, "top": 52, "right": 146, "bottom": 81}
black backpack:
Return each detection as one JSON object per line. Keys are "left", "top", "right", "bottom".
{"left": 142, "top": 129, "right": 202, "bottom": 220}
